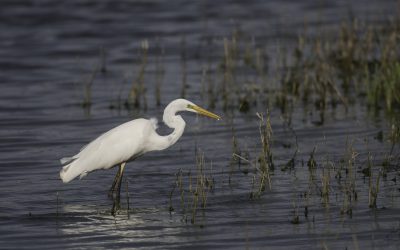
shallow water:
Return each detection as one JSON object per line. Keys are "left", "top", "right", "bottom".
{"left": 1, "top": 0, "right": 400, "bottom": 249}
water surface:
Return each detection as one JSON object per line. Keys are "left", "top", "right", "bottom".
{"left": 0, "top": 1, "right": 399, "bottom": 249}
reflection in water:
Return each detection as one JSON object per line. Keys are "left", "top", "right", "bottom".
{"left": 58, "top": 204, "right": 197, "bottom": 248}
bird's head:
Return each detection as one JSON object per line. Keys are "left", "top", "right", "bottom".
{"left": 165, "top": 99, "right": 221, "bottom": 120}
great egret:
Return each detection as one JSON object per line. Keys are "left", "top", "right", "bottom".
{"left": 59, "top": 98, "right": 221, "bottom": 202}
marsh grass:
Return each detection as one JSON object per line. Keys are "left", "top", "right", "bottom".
{"left": 190, "top": 150, "right": 214, "bottom": 224}
{"left": 75, "top": 17, "right": 400, "bottom": 126}
{"left": 320, "top": 162, "right": 332, "bottom": 207}
{"left": 100, "top": 46, "right": 107, "bottom": 73}
{"left": 389, "top": 121, "right": 400, "bottom": 156}
{"left": 180, "top": 37, "right": 188, "bottom": 99}
{"left": 200, "top": 18, "right": 400, "bottom": 125}
{"left": 230, "top": 112, "right": 275, "bottom": 199}
{"left": 108, "top": 78, "right": 127, "bottom": 110}
{"left": 169, "top": 149, "right": 213, "bottom": 225}
{"left": 257, "top": 111, "right": 274, "bottom": 182}
{"left": 127, "top": 40, "right": 149, "bottom": 109}
{"left": 281, "top": 124, "right": 299, "bottom": 172}
{"left": 230, "top": 128, "right": 240, "bottom": 182}
{"left": 168, "top": 169, "right": 181, "bottom": 213}
{"left": 337, "top": 139, "right": 358, "bottom": 215}
{"left": 81, "top": 62, "right": 99, "bottom": 109}
{"left": 80, "top": 47, "right": 106, "bottom": 109}
{"left": 154, "top": 39, "right": 165, "bottom": 106}
{"left": 367, "top": 153, "right": 381, "bottom": 208}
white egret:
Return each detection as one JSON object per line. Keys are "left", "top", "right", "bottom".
{"left": 59, "top": 99, "right": 221, "bottom": 201}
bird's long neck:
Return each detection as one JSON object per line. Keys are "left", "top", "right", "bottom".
{"left": 149, "top": 109, "right": 186, "bottom": 151}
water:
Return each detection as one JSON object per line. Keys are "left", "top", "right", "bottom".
{"left": 1, "top": 0, "right": 400, "bottom": 249}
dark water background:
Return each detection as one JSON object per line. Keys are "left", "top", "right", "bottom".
{"left": 1, "top": 0, "right": 400, "bottom": 249}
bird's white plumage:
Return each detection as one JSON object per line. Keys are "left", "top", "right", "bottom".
{"left": 59, "top": 99, "right": 221, "bottom": 184}
{"left": 60, "top": 119, "right": 153, "bottom": 182}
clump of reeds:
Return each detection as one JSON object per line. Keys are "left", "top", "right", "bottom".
{"left": 230, "top": 126, "right": 252, "bottom": 180}
{"left": 250, "top": 112, "right": 274, "bottom": 198}
{"left": 80, "top": 61, "right": 100, "bottom": 109}
{"left": 180, "top": 37, "right": 187, "bottom": 98}
{"left": 207, "top": 28, "right": 269, "bottom": 113}
{"left": 339, "top": 139, "right": 358, "bottom": 216}
{"left": 320, "top": 162, "right": 331, "bottom": 207}
{"left": 154, "top": 39, "right": 165, "bottom": 106}
{"left": 189, "top": 150, "right": 213, "bottom": 224}
{"left": 257, "top": 111, "right": 274, "bottom": 172}
{"left": 230, "top": 128, "right": 240, "bottom": 182}
{"left": 307, "top": 147, "right": 317, "bottom": 178}
{"left": 169, "top": 149, "right": 213, "bottom": 225}
{"left": 388, "top": 121, "right": 400, "bottom": 156}
{"left": 367, "top": 153, "right": 381, "bottom": 208}
{"left": 281, "top": 124, "right": 299, "bottom": 171}
{"left": 127, "top": 40, "right": 149, "bottom": 109}
{"left": 168, "top": 169, "right": 184, "bottom": 213}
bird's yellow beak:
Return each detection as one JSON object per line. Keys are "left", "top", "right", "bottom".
{"left": 188, "top": 104, "right": 221, "bottom": 120}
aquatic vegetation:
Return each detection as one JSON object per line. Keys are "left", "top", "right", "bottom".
{"left": 231, "top": 112, "right": 274, "bottom": 199}
{"left": 339, "top": 140, "right": 358, "bottom": 216}
{"left": 74, "top": 17, "right": 400, "bottom": 126}
{"left": 193, "top": 18, "right": 400, "bottom": 123}
{"left": 154, "top": 39, "right": 165, "bottom": 106}
{"left": 389, "top": 120, "right": 400, "bottom": 155}
{"left": 287, "top": 19, "right": 400, "bottom": 115}
{"left": 99, "top": 46, "right": 107, "bottom": 74}
{"left": 180, "top": 37, "right": 188, "bottom": 99}
{"left": 127, "top": 40, "right": 149, "bottom": 109}
{"left": 81, "top": 61, "right": 99, "bottom": 109}
{"left": 256, "top": 112, "right": 273, "bottom": 191}
{"left": 281, "top": 124, "right": 298, "bottom": 172}
{"left": 320, "top": 162, "right": 331, "bottom": 207}
{"left": 169, "top": 149, "right": 214, "bottom": 225}
{"left": 367, "top": 153, "right": 381, "bottom": 208}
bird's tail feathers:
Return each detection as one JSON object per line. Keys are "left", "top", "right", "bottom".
{"left": 59, "top": 157, "right": 80, "bottom": 183}
{"left": 60, "top": 157, "right": 75, "bottom": 165}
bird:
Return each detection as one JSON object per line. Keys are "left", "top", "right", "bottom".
{"left": 59, "top": 98, "right": 221, "bottom": 202}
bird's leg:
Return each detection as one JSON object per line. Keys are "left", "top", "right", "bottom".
{"left": 114, "top": 162, "right": 126, "bottom": 201}
{"left": 110, "top": 162, "right": 126, "bottom": 216}
{"left": 108, "top": 166, "right": 122, "bottom": 197}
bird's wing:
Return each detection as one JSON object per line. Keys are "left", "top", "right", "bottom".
{"left": 60, "top": 119, "right": 155, "bottom": 183}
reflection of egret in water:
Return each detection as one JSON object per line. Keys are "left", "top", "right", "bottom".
{"left": 58, "top": 204, "right": 194, "bottom": 248}
{"left": 59, "top": 99, "right": 220, "bottom": 215}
